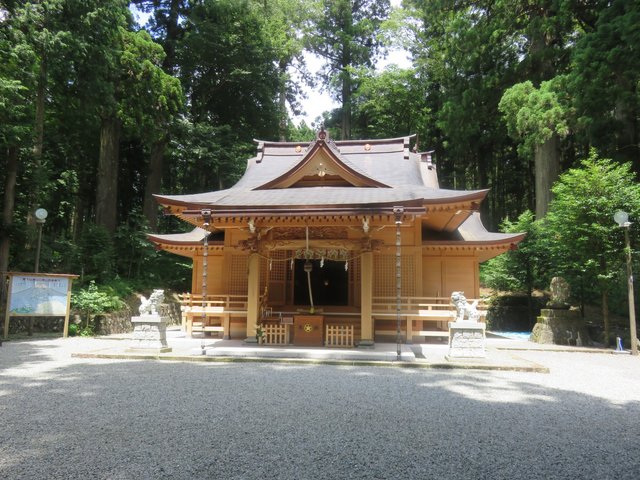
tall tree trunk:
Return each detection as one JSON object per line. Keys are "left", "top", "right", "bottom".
{"left": 278, "top": 61, "right": 288, "bottom": 142}
{"left": 143, "top": 138, "right": 166, "bottom": 231}
{"left": 340, "top": 7, "right": 352, "bottom": 141}
{"left": 534, "top": 132, "right": 560, "bottom": 218}
{"left": 95, "top": 116, "right": 121, "bottom": 233}
{"left": 26, "top": 59, "right": 47, "bottom": 234}
{"left": 340, "top": 68, "right": 351, "bottom": 140}
{"left": 33, "top": 60, "right": 46, "bottom": 163}
{"left": 1, "top": 146, "right": 19, "bottom": 332}
{"left": 528, "top": 7, "right": 560, "bottom": 219}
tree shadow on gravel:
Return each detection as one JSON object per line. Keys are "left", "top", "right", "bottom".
{"left": 1, "top": 356, "right": 639, "bottom": 480}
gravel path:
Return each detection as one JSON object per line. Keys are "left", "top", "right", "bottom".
{"left": 1, "top": 337, "right": 639, "bottom": 480}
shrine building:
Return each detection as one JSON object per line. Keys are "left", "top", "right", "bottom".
{"left": 148, "top": 129, "right": 523, "bottom": 347}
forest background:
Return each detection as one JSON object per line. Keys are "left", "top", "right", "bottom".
{"left": 1, "top": 0, "right": 639, "bottom": 342}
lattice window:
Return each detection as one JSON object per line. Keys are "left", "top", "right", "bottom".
{"left": 260, "top": 257, "right": 268, "bottom": 293}
{"left": 263, "top": 250, "right": 288, "bottom": 305}
{"left": 229, "top": 255, "right": 248, "bottom": 295}
{"left": 373, "top": 254, "right": 416, "bottom": 297}
{"left": 267, "top": 250, "right": 287, "bottom": 281}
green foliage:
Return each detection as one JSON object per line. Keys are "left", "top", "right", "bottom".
{"left": 287, "top": 121, "right": 316, "bottom": 142}
{"left": 111, "top": 211, "right": 191, "bottom": 291}
{"left": 541, "top": 150, "right": 640, "bottom": 291}
{"left": 178, "top": 0, "right": 281, "bottom": 139}
{"left": 499, "top": 78, "right": 570, "bottom": 158}
{"left": 71, "top": 280, "right": 125, "bottom": 335}
{"left": 481, "top": 210, "right": 543, "bottom": 293}
{"left": 118, "top": 28, "right": 184, "bottom": 140}
{"left": 352, "top": 65, "right": 431, "bottom": 138}
{"left": 67, "top": 323, "right": 78, "bottom": 336}
{"left": 166, "top": 120, "right": 252, "bottom": 193}
{"left": 570, "top": 0, "right": 640, "bottom": 162}
{"left": 482, "top": 150, "right": 640, "bottom": 340}
{"left": 0, "top": 78, "right": 30, "bottom": 145}
{"left": 79, "top": 223, "right": 115, "bottom": 283}
{"left": 72, "top": 281, "right": 125, "bottom": 314}
{"left": 305, "top": 0, "right": 391, "bottom": 138}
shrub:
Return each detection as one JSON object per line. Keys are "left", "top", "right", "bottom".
{"left": 71, "top": 281, "right": 125, "bottom": 335}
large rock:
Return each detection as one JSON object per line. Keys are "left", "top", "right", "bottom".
{"left": 530, "top": 308, "right": 590, "bottom": 346}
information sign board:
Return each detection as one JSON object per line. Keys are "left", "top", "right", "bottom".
{"left": 3, "top": 272, "right": 78, "bottom": 339}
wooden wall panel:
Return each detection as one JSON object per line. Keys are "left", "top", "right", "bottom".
{"left": 192, "top": 255, "right": 225, "bottom": 294}
{"left": 422, "top": 257, "right": 443, "bottom": 297}
{"left": 442, "top": 257, "right": 477, "bottom": 298}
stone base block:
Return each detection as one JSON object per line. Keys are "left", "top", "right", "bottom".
{"left": 530, "top": 308, "right": 590, "bottom": 346}
{"left": 448, "top": 321, "right": 486, "bottom": 358}
{"left": 128, "top": 315, "right": 172, "bottom": 352}
{"left": 357, "top": 339, "right": 375, "bottom": 348}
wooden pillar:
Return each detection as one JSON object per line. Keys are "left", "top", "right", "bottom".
{"left": 359, "top": 251, "right": 374, "bottom": 346}
{"left": 245, "top": 252, "right": 260, "bottom": 343}
{"left": 3, "top": 274, "right": 12, "bottom": 340}
{"left": 223, "top": 313, "right": 230, "bottom": 340}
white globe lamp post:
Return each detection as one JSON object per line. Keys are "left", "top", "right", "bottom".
{"left": 34, "top": 208, "right": 48, "bottom": 273}
{"left": 614, "top": 210, "right": 637, "bottom": 356}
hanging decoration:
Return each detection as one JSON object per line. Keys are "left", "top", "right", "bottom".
{"left": 292, "top": 248, "right": 349, "bottom": 262}
{"left": 200, "top": 209, "right": 212, "bottom": 355}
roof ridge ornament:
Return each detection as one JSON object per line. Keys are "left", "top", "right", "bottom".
{"left": 317, "top": 125, "right": 327, "bottom": 142}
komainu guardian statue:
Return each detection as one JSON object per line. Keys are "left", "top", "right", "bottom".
{"left": 450, "top": 291, "right": 480, "bottom": 322}
{"left": 139, "top": 289, "right": 165, "bottom": 316}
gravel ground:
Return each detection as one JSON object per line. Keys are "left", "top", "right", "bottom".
{"left": 1, "top": 337, "right": 639, "bottom": 480}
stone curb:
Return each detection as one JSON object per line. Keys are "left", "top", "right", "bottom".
{"left": 495, "top": 345, "right": 627, "bottom": 355}
{"left": 71, "top": 351, "right": 550, "bottom": 373}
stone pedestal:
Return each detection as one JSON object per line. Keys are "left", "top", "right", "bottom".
{"left": 530, "top": 308, "right": 589, "bottom": 346}
{"left": 128, "top": 315, "right": 172, "bottom": 353}
{"left": 447, "top": 321, "right": 486, "bottom": 358}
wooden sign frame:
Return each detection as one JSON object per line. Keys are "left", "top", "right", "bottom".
{"left": 3, "top": 272, "right": 78, "bottom": 340}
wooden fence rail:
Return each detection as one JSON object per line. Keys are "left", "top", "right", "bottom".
{"left": 325, "top": 324, "right": 354, "bottom": 348}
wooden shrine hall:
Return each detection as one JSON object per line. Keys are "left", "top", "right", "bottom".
{"left": 148, "top": 128, "right": 524, "bottom": 347}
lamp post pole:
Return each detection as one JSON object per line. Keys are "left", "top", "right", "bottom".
{"left": 622, "top": 224, "right": 637, "bottom": 356}
{"left": 35, "top": 223, "right": 43, "bottom": 273}
{"left": 31, "top": 208, "right": 47, "bottom": 336}
{"left": 34, "top": 208, "right": 48, "bottom": 273}
{"left": 614, "top": 211, "right": 637, "bottom": 356}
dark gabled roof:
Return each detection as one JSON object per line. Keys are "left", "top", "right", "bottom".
{"left": 422, "top": 212, "right": 526, "bottom": 262}
{"left": 147, "top": 228, "right": 225, "bottom": 244}
{"left": 423, "top": 212, "right": 525, "bottom": 245}
{"left": 155, "top": 186, "right": 487, "bottom": 210}
{"left": 154, "top": 132, "right": 490, "bottom": 214}
{"left": 254, "top": 134, "right": 390, "bottom": 189}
